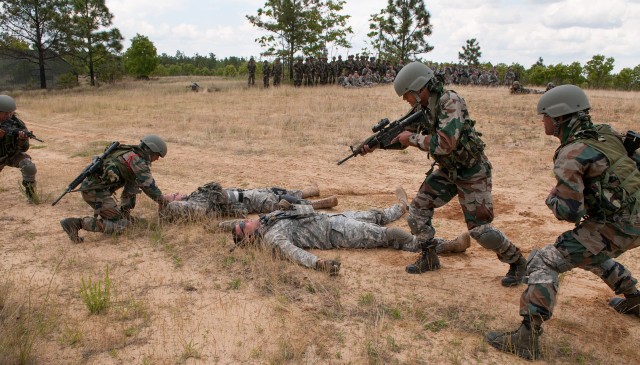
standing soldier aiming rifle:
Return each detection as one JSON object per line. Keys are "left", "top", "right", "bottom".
{"left": 356, "top": 62, "right": 527, "bottom": 286}
{"left": 58, "top": 135, "right": 169, "bottom": 243}
{"left": 0, "top": 95, "right": 39, "bottom": 202}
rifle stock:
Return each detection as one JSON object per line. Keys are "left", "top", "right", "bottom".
{"left": 51, "top": 141, "right": 120, "bottom": 206}
{"left": 337, "top": 110, "right": 426, "bottom": 165}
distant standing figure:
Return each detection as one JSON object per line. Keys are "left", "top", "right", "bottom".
{"left": 272, "top": 58, "right": 283, "bottom": 87}
{"left": 247, "top": 57, "right": 256, "bottom": 87}
{"left": 262, "top": 60, "right": 271, "bottom": 88}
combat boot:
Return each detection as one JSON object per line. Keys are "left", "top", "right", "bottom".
{"left": 435, "top": 231, "right": 471, "bottom": 254}
{"left": 406, "top": 241, "right": 440, "bottom": 274}
{"left": 60, "top": 218, "right": 84, "bottom": 243}
{"left": 22, "top": 180, "right": 37, "bottom": 203}
{"left": 395, "top": 186, "right": 409, "bottom": 212}
{"left": 301, "top": 184, "right": 320, "bottom": 198}
{"left": 609, "top": 293, "right": 640, "bottom": 316}
{"left": 310, "top": 195, "right": 338, "bottom": 209}
{"left": 501, "top": 256, "right": 527, "bottom": 287}
{"left": 485, "top": 317, "right": 542, "bottom": 360}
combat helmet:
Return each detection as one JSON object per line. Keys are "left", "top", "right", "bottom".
{"left": 140, "top": 135, "right": 168, "bottom": 158}
{"left": 537, "top": 84, "right": 590, "bottom": 118}
{"left": 393, "top": 61, "right": 435, "bottom": 97}
{"left": 0, "top": 95, "right": 16, "bottom": 112}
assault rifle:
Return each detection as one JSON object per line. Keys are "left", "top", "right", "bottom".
{"left": 337, "top": 109, "right": 427, "bottom": 165}
{"left": 51, "top": 141, "right": 120, "bottom": 206}
{"left": 0, "top": 116, "right": 44, "bottom": 142}
{"left": 623, "top": 130, "right": 640, "bottom": 157}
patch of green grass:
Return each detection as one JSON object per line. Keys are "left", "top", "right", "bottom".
{"left": 227, "top": 278, "right": 241, "bottom": 290}
{"left": 424, "top": 319, "right": 448, "bottom": 333}
{"left": 358, "top": 292, "right": 375, "bottom": 306}
{"left": 70, "top": 140, "right": 113, "bottom": 158}
{"left": 80, "top": 265, "right": 111, "bottom": 314}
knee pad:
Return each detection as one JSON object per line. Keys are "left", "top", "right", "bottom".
{"left": 469, "top": 224, "right": 504, "bottom": 250}
{"left": 103, "top": 219, "right": 130, "bottom": 234}
{"left": 19, "top": 159, "right": 37, "bottom": 180}
{"left": 526, "top": 245, "right": 571, "bottom": 287}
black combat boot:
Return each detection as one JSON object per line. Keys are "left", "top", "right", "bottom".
{"left": 501, "top": 256, "right": 527, "bottom": 287}
{"left": 60, "top": 218, "right": 84, "bottom": 243}
{"left": 406, "top": 241, "right": 441, "bottom": 274}
{"left": 609, "top": 292, "right": 640, "bottom": 316}
{"left": 22, "top": 180, "right": 37, "bottom": 202}
{"left": 485, "top": 316, "right": 542, "bottom": 360}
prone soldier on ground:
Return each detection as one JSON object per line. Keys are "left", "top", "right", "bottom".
{"left": 357, "top": 62, "right": 527, "bottom": 286}
{"left": 59, "top": 135, "right": 170, "bottom": 243}
{"left": 160, "top": 182, "right": 338, "bottom": 221}
{"left": 0, "top": 95, "right": 39, "bottom": 202}
{"left": 486, "top": 85, "right": 640, "bottom": 360}
{"left": 510, "top": 81, "right": 544, "bottom": 94}
{"left": 225, "top": 187, "right": 471, "bottom": 275}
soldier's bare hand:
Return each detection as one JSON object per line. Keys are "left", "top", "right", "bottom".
{"left": 360, "top": 144, "right": 377, "bottom": 155}
{"left": 391, "top": 131, "right": 415, "bottom": 147}
{"left": 17, "top": 130, "right": 28, "bottom": 140}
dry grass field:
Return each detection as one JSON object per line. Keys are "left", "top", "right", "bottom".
{"left": 1, "top": 77, "right": 640, "bottom": 364}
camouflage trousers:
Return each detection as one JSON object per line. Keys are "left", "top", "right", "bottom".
{"left": 520, "top": 221, "right": 640, "bottom": 321}
{"left": 248, "top": 73, "right": 255, "bottom": 86}
{"left": 339, "top": 204, "right": 404, "bottom": 226}
{"left": 79, "top": 189, "right": 132, "bottom": 234}
{"left": 0, "top": 152, "right": 37, "bottom": 182}
{"left": 408, "top": 161, "right": 521, "bottom": 262}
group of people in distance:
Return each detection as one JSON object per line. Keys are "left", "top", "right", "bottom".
{"left": 2, "top": 59, "right": 639, "bottom": 361}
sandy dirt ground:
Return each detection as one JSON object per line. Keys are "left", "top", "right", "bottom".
{"left": 1, "top": 78, "right": 639, "bottom": 364}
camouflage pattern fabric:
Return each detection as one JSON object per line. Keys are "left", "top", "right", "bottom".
{"left": 520, "top": 121, "right": 640, "bottom": 322}
{"left": 80, "top": 146, "right": 163, "bottom": 222}
{"left": 247, "top": 58, "right": 256, "bottom": 86}
{"left": 0, "top": 115, "right": 36, "bottom": 182}
{"left": 272, "top": 61, "right": 282, "bottom": 86}
{"left": 293, "top": 60, "right": 304, "bottom": 87}
{"left": 259, "top": 206, "right": 415, "bottom": 269}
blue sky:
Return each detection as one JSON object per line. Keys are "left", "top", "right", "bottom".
{"left": 106, "top": 0, "right": 640, "bottom": 71}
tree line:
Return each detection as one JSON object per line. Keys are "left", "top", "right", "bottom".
{"left": 1, "top": 0, "right": 639, "bottom": 91}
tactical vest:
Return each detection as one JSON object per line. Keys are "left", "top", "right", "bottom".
{"left": 426, "top": 91, "right": 486, "bottom": 171}
{"left": 259, "top": 204, "right": 316, "bottom": 229}
{"left": 0, "top": 116, "right": 27, "bottom": 157}
{"left": 568, "top": 124, "right": 640, "bottom": 219}
{"left": 101, "top": 144, "right": 139, "bottom": 184}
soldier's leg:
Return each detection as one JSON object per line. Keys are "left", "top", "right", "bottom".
{"left": 457, "top": 161, "right": 526, "bottom": 286}
{"left": 79, "top": 190, "right": 129, "bottom": 234}
{"left": 406, "top": 169, "right": 458, "bottom": 273}
{"left": 8, "top": 152, "right": 37, "bottom": 201}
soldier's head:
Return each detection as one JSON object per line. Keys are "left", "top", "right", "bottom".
{"left": 537, "top": 84, "right": 590, "bottom": 137}
{"left": 140, "top": 134, "right": 168, "bottom": 161}
{"left": 231, "top": 219, "right": 261, "bottom": 246}
{"left": 0, "top": 95, "right": 16, "bottom": 122}
{"left": 511, "top": 80, "right": 520, "bottom": 88}
{"left": 338, "top": 55, "right": 342, "bottom": 60}
{"left": 393, "top": 61, "right": 439, "bottom": 107}
{"left": 546, "top": 82, "right": 555, "bottom": 90}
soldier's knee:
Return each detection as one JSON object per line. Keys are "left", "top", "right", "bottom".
{"left": 19, "top": 158, "right": 37, "bottom": 179}
{"left": 526, "top": 245, "right": 571, "bottom": 288}
{"left": 102, "top": 219, "right": 130, "bottom": 234}
{"left": 469, "top": 224, "right": 505, "bottom": 250}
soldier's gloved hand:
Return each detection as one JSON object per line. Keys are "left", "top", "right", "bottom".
{"left": 17, "top": 130, "right": 28, "bottom": 140}
{"left": 316, "top": 259, "right": 341, "bottom": 276}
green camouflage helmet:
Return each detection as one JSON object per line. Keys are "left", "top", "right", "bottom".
{"left": 537, "top": 84, "right": 590, "bottom": 118}
{"left": 140, "top": 134, "right": 168, "bottom": 157}
{"left": 0, "top": 95, "right": 16, "bottom": 112}
{"left": 393, "top": 62, "right": 434, "bottom": 97}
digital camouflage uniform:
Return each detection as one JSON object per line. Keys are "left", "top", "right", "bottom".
{"left": 407, "top": 90, "right": 524, "bottom": 269}
{"left": 256, "top": 204, "right": 417, "bottom": 269}
{"left": 520, "top": 119, "right": 640, "bottom": 322}
{"left": 78, "top": 144, "right": 164, "bottom": 234}
{"left": 162, "top": 183, "right": 313, "bottom": 220}
{"left": 0, "top": 115, "right": 37, "bottom": 190}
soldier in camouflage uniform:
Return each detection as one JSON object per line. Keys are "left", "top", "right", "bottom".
{"left": 293, "top": 57, "right": 304, "bottom": 87}
{"left": 272, "top": 58, "right": 283, "bottom": 87}
{"left": 160, "top": 182, "right": 338, "bottom": 220}
{"left": 510, "top": 81, "right": 543, "bottom": 95}
{"left": 60, "top": 135, "right": 170, "bottom": 243}
{"left": 0, "top": 95, "right": 38, "bottom": 202}
{"left": 486, "top": 85, "right": 640, "bottom": 360}
{"left": 247, "top": 57, "right": 256, "bottom": 87}
{"left": 304, "top": 57, "right": 314, "bottom": 87}
{"left": 228, "top": 188, "right": 471, "bottom": 275}
{"left": 262, "top": 60, "right": 271, "bottom": 88}
{"left": 503, "top": 67, "right": 516, "bottom": 87}
{"left": 361, "top": 62, "right": 527, "bottom": 286}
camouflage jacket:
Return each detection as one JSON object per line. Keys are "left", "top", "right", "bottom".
{"left": 81, "top": 145, "right": 163, "bottom": 203}
{"left": 413, "top": 90, "right": 486, "bottom": 176}
{"left": 0, "top": 115, "right": 30, "bottom": 158}
{"left": 547, "top": 119, "right": 640, "bottom": 238}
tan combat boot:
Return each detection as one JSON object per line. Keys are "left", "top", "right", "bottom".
{"left": 301, "top": 184, "right": 320, "bottom": 198}
{"left": 435, "top": 231, "right": 471, "bottom": 254}
{"left": 310, "top": 195, "right": 338, "bottom": 209}
{"left": 395, "top": 186, "right": 409, "bottom": 212}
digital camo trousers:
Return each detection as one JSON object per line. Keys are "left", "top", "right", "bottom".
{"left": 0, "top": 152, "right": 36, "bottom": 182}
{"left": 408, "top": 162, "right": 494, "bottom": 242}
{"left": 520, "top": 222, "right": 640, "bottom": 321}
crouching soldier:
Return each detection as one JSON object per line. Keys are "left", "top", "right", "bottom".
{"left": 60, "top": 135, "right": 169, "bottom": 243}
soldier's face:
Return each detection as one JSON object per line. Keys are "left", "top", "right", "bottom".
{"left": 542, "top": 114, "right": 556, "bottom": 136}
{"left": 0, "top": 111, "right": 13, "bottom": 122}
{"left": 232, "top": 219, "right": 261, "bottom": 244}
